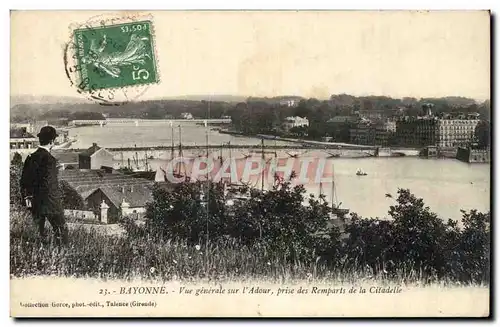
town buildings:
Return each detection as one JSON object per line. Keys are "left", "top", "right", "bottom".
{"left": 78, "top": 143, "right": 114, "bottom": 170}
{"left": 86, "top": 184, "right": 153, "bottom": 223}
{"left": 10, "top": 122, "right": 70, "bottom": 160}
{"left": 348, "top": 119, "right": 396, "bottom": 146}
{"left": 435, "top": 114, "right": 481, "bottom": 148}
{"left": 60, "top": 168, "right": 154, "bottom": 223}
{"left": 395, "top": 113, "right": 480, "bottom": 148}
{"left": 456, "top": 147, "right": 490, "bottom": 163}
{"left": 10, "top": 127, "right": 38, "bottom": 150}
{"left": 282, "top": 116, "right": 309, "bottom": 132}
{"left": 349, "top": 121, "right": 375, "bottom": 145}
{"left": 180, "top": 112, "right": 194, "bottom": 120}
{"left": 279, "top": 99, "right": 300, "bottom": 107}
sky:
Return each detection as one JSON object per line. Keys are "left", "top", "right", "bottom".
{"left": 10, "top": 10, "right": 491, "bottom": 101}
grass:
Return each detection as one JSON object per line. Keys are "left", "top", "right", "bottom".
{"left": 9, "top": 205, "right": 488, "bottom": 287}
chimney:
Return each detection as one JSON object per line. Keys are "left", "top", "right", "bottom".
{"left": 93, "top": 143, "right": 97, "bottom": 148}
{"left": 121, "top": 186, "right": 125, "bottom": 193}
{"left": 130, "top": 185, "right": 134, "bottom": 193}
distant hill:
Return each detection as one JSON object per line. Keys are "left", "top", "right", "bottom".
{"left": 160, "top": 95, "right": 248, "bottom": 103}
{"left": 10, "top": 93, "right": 490, "bottom": 123}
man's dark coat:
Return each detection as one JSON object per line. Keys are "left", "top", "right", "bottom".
{"left": 20, "top": 148, "right": 63, "bottom": 216}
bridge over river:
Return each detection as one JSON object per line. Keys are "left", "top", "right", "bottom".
{"left": 69, "top": 118, "right": 232, "bottom": 126}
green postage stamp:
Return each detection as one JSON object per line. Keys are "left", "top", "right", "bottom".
{"left": 73, "top": 20, "right": 159, "bottom": 92}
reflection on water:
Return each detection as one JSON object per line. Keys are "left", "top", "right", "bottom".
{"left": 69, "top": 124, "right": 490, "bottom": 220}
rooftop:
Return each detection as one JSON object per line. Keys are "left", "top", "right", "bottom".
{"left": 80, "top": 143, "right": 102, "bottom": 157}
{"left": 91, "top": 184, "right": 153, "bottom": 209}
{"left": 60, "top": 169, "right": 154, "bottom": 197}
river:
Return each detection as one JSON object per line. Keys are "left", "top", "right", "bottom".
{"left": 68, "top": 122, "right": 490, "bottom": 221}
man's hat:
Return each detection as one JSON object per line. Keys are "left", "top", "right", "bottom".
{"left": 37, "top": 126, "right": 58, "bottom": 140}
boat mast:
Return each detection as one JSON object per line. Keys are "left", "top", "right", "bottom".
{"left": 261, "top": 138, "right": 265, "bottom": 191}
{"left": 228, "top": 141, "right": 232, "bottom": 184}
{"left": 178, "top": 124, "right": 184, "bottom": 177}
{"left": 205, "top": 97, "right": 211, "bottom": 264}
{"left": 331, "top": 162, "right": 335, "bottom": 209}
{"left": 274, "top": 137, "right": 277, "bottom": 186}
{"left": 205, "top": 119, "right": 209, "bottom": 181}
{"left": 170, "top": 121, "right": 175, "bottom": 161}
{"left": 134, "top": 144, "right": 139, "bottom": 170}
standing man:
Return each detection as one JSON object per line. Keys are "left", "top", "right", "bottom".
{"left": 20, "top": 126, "right": 68, "bottom": 246}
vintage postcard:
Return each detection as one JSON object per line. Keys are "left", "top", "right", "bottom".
{"left": 9, "top": 10, "right": 490, "bottom": 317}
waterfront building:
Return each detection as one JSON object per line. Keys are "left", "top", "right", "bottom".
{"left": 436, "top": 116, "right": 480, "bottom": 148}
{"left": 394, "top": 116, "right": 438, "bottom": 147}
{"left": 456, "top": 147, "right": 490, "bottom": 163}
{"left": 349, "top": 122, "right": 375, "bottom": 145}
{"left": 395, "top": 113, "right": 480, "bottom": 148}
{"left": 282, "top": 116, "right": 309, "bottom": 132}
{"left": 78, "top": 143, "right": 114, "bottom": 170}
{"left": 373, "top": 120, "right": 397, "bottom": 146}
{"left": 326, "top": 116, "right": 359, "bottom": 142}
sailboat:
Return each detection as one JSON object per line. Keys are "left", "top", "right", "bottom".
{"left": 327, "top": 164, "right": 350, "bottom": 220}
{"left": 160, "top": 123, "right": 189, "bottom": 182}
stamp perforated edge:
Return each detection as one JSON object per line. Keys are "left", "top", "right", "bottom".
{"left": 64, "top": 12, "right": 162, "bottom": 103}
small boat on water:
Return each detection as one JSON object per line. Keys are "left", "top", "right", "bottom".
{"left": 356, "top": 168, "right": 367, "bottom": 176}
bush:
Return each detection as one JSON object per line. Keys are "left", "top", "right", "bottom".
{"left": 455, "top": 210, "right": 490, "bottom": 283}
{"left": 228, "top": 177, "right": 337, "bottom": 263}
{"left": 144, "top": 181, "right": 227, "bottom": 244}
{"left": 59, "top": 180, "right": 84, "bottom": 210}
{"left": 337, "top": 189, "right": 490, "bottom": 283}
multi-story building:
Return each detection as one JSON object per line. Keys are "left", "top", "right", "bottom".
{"left": 349, "top": 120, "right": 375, "bottom": 145}
{"left": 10, "top": 127, "right": 39, "bottom": 150}
{"left": 349, "top": 119, "right": 396, "bottom": 146}
{"left": 436, "top": 116, "right": 480, "bottom": 148}
{"left": 282, "top": 116, "right": 309, "bottom": 132}
{"left": 395, "top": 114, "right": 480, "bottom": 148}
{"left": 326, "top": 116, "right": 359, "bottom": 143}
{"left": 395, "top": 117, "right": 438, "bottom": 147}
